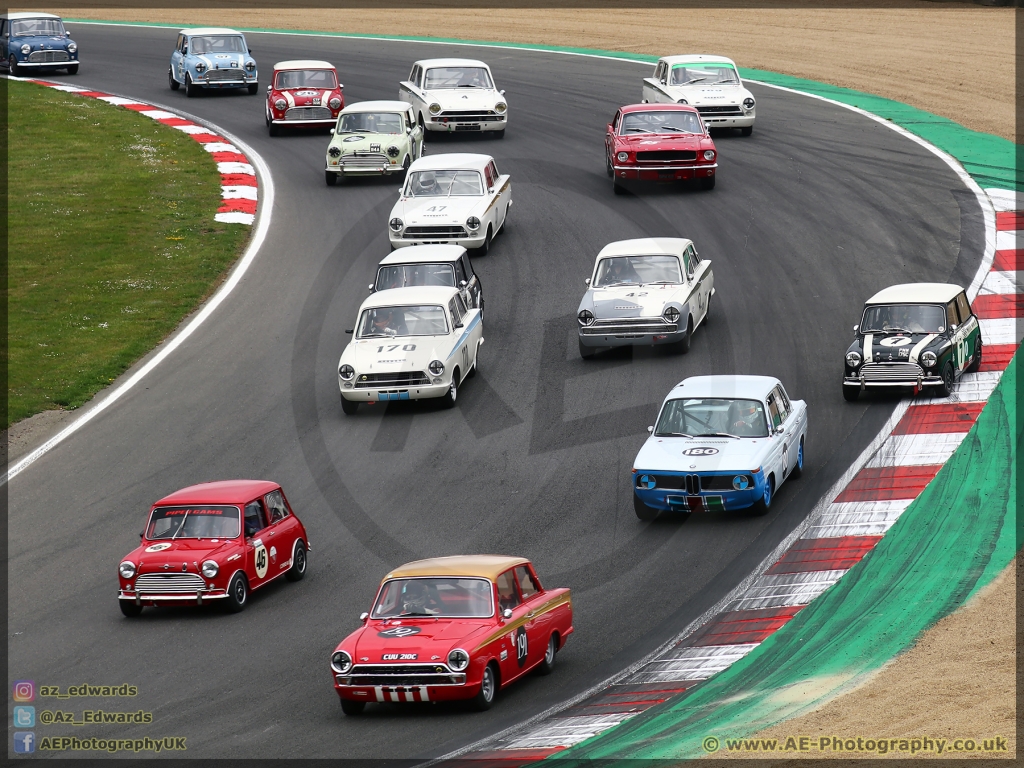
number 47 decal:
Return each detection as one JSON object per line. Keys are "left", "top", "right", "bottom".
{"left": 424, "top": 205, "right": 447, "bottom": 212}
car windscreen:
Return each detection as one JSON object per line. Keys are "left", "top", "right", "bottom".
{"left": 621, "top": 111, "right": 703, "bottom": 135}
{"left": 11, "top": 18, "right": 65, "bottom": 36}
{"left": 424, "top": 66, "right": 493, "bottom": 89}
{"left": 405, "top": 170, "right": 483, "bottom": 197}
{"left": 860, "top": 304, "right": 946, "bottom": 334}
{"left": 372, "top": 577, "right": 494, "bottom": 618}
{"left": 337, "top": 112, "right": 404, "bottom": 133}
{"left": 189, "top": 35, "right": 247, "bottom": 54}
{"left": 146, "top": 505, "right": 241, "bottom": 540}
{"left": 376, "top": 264, "right": 455, "bottom": 291}
{"left": 670, "top": 63, "right": 740, "bottom": 86}
{"left": 275, "top": 69, "right": 337, "bottom": 89}
{"left": 656, "top": 397, "right": 769, "bottom": 438}
{"left": 356, "top": 304, "right": 448, "bottom": 338}
{"left": 594, "top": 255, "right": 682, "bottom": 287}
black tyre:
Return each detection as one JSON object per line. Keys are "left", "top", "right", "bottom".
{"left": 341, "top": 699, "right": 366, "bottom": 716}
{"left": 65, "top": 63, "right": 79, "bottom": 75}
{"left": 473, "top": 663, "right": 498, "bottom": 711}
{"left": 494, "top": 128, "right": 506, "bottom": 139}
{"left": 843, "top": 385, "right": 860, "bottom": 402}
{"left": 472, "top": 227, "right": 491, "bottom": 257}
{"left": 440, "top": 375, "right": 458, "bottom": 409}
{"left": 752, "top": 476, "right": 774, "bottom": 516}
{"left": 185, "top": 74, "right": 199, "bottom": 98}
{"left": 224, "top": 572, "right": 248, "bottom": 613}
{"left": 789, "top": 437, "right": 805, "bottom": 479}
{"left": 741, "top": 126, "right": 753, "bottom": 136}
{"left": 536, "top": 635, "right": 558, "bottom": 675}
{"left": 966, "top": 338, "right": 983, "bottom": 373}
{"left": 674, "top": 316, "right": 693, "bottom": 354}
{"left": 8, "top": 56, "right": 20, "bottom": 76}
{"left": 935, "top": 362, "right": 955, "bottom": 397}
{"left": 634, "top": 494, "right": 658, "bottom": 521}
{"left": 613, "top": 178, "right": 626, "bottom": 195}
{"left": 285, "top": 541, "right": 307, "bottom": 582}
{"left": 119, "top": 600, "right": 143, "bottom": 618}
{"left": 467, "top": 343, "right": 480, "bottom": 378}
{"left": 169, "top": 68, "right": 180, "bottom": 90}
{"left": 269, "top": 120, "right": 281, "bottom": 137}
{"left": 579, "top": 338, "right": 597, "bottom": 360}
{"left": 700, "top": 175, "right": 716, "bottom": 190}
{"left": 325, "top": 170, "right": 337, "bottom": 186}
{"left": 704, "top": 292, "right": 712, "bottom": 324}
{"left": 341, "top": 395, "right": 358, "bottom": 415}
{"left": 247, "top": 82, "right": 259, "bottom": 95}
{"left": 606, "top": 152, "right": 614, "bottom": 177}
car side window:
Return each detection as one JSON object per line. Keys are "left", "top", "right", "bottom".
{"left": 454, "top": 259, "right": 467, "bottom": 285}
{"left": 454, "top": 292, "right": 468, "bottom": 315}
{"left": 408, "top": 64, "right": 417, "bottom": 82}
{"left": 946, "top": 301, "right": 959, "bottom": 329}
{"left": 462, "top": 252, "right": 475, "bottom": 279}
{"left": 496, "top": 570, "right": 521, "bottom": 611}
{"left": 656, "top": 61, "right": 666, "bottom": 83}
{"left": 243, "top": 501, "right": 266, "bottom": 537}
{"left": 689, "top": 244, "right": 701, "bottom": 265}
{"left": 955, "top": 292, "right": 972, "bottom": 322}
{"left": 777, "top": 385, "right": 792, "bottom": 416}
{"left": 766, "top": 393, "right": 782, "bottom": 430}
{"left": 265, "top": 490, "right": 289, "bottom": 524}
{"left": 680, "top": 250, "right": 693, "bottom": 279}
{"left": 611, "top": 111, "right": 620, "bottom": 131}
{"left": 449, "top": 297, "right": 463, "bottom": 326}
{"left": 1, "top": 21, "right": 7, "bottom": 37}
{"left": 514, "top": 566, "right": 540, "bottom": 599}
{"left": 772, "top": 387, "right": 790, "bottom": 422}
{"left": 489, "top": 161, "right": 500, "bottom": 183}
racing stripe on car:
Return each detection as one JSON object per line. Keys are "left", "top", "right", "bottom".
{"left": 23, "top": 78, "right": 259, "bottom": 227}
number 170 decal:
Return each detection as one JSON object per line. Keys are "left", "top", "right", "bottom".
{"left": 376, "top": 344, "right": 416, "bottom": 353}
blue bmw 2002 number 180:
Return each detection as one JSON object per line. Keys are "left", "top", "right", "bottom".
{"left": 1, "top": 12, "right": 78, "bottom": 76}
{"left": 169, "top": 27, "right": 258, "bottom": 98}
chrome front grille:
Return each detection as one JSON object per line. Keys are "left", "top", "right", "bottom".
{"left": 341, "top": 152, "right": 389, "bottom": 167}
{"left": 285, "top": 106, "right": 332, "bottom": 121}
{"left": 134, "top": 573, "right": 205, "bottom": 593}
{"left": 581, "top": 317, "right": 677, "bottom": 336}
{"left": 697, "top": 106, "right": 744, "bottom": 116}
{"left": 28, "top": 50, "right": 69, "bottom": 63}
{"left": 860, "top": 362, "right": 925, "bottom": 382}
{"left": 636, "top": 150, "right": 697, "bottom": 163}
{"left": 340, "top": 664, "right": 464, "bottom": 687}
{"left": 403, "top": 226, "right": 468, "bottom": 238}
{"left": 639, "top": 474, "right": 741, "bottom": 492}
{"left": 355, "top": 372, "right": 430, "bottom": 389}
{"left": 438, "top": 110, "right": 503, "bottom": 122}
{"left": 205, "top": 69, "right": 245, "bottom": 83}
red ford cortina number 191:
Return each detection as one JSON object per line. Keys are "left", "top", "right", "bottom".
{"left": 330, "top": 555, "right": 573, "bottom": 714}
{"left": 117, "top": 480, "right": 310, "bottom": 617}
{"left": 266, "top": 59, "right": 344, "bottom": 136}
{"left": 606, "top": 103, "right": 719, "bottom": 193}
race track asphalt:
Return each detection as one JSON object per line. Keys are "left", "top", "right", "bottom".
{"left": 7, "top": 24, "right": 984, "bottom": 760}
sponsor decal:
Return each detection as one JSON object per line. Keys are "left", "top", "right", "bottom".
{"left": 682, "top": 447, "right": 719, "bottom": 456}
{"left": 377, "top": 626, "right": 422, "bottom": 638}
{"left": 382, "top": 653, "right": 418, "bottom": 660}
{"left": 144, "top": 543, "right": 171, "bottom": 553}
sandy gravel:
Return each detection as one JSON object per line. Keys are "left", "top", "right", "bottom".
{"left": 21, "top": 1, "right": 1019, "bottom": 754}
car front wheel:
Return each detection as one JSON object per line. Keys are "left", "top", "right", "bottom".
{"left": 285, "top": 541, "right": 307, "bottom": 582}
{"left": 843, "top": 385, "right": 860, "bottom": 402}
{"left": 325, "top": 170, "right": 337, "bottom": 186}
{"left": 65, "top": 63, "right": 79, "bottom": 75}
{"left": 440, "top": 376, "right": 458, "bottom": 409}
{"left": 790, "top": 437, "right": 805, "bottom": 479}
{"left": 224, "top": 573, "right": 248, "bottom": 613}
{"left": 168, "top": 68, "right": 179, "bottom": 90}
{"left": 700, "top": 174, "right": 716, "bottom": 191}
{"left": 579, "top": 338, "right": 597, "bottom": 360}
{"left": 8, "top": 56, "right": 20, "bottom": 76}
{"left": 674, "top": 316, "right": 693, "bottom": 354}
{"left": 966, "top": 339, "right": 983, "bottom": 373}
{"left": 341, "top": 395, "right": 358, "bottom": 415}
{"left": 473, "top": 663, "right": 498, "bottom": 711}
{"left": 185, "top": 73, "right": 199, "bottom": 98}
{"left": 247, "top": 82, "right": 259, "bottom": 95}
{"left": 119, "top": 600, "right": 143, "bottom": 618}
{"left": 741, "top": 126, "right": 753, "bottom": 136}
{"left": 935, "top": 362, "right": 955, "bottom": 397}
{"left": 341, "top": 699, "right": 365, "bottom": 716}
{"left": 752, "top": 476, "right": 774, "bottom": 516}
{"left": 634, "top": 494, "right": 658, "bottom": 521}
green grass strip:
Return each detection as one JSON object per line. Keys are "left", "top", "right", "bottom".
{"left": 6, "top": 80, "right": 250, "bottom": 428}
{"left": 554, "top": 351, "right": 1019, "bottom": 763}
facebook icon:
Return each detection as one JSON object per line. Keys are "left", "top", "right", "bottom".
{"left": 13, "top": 732, "right": 35, "bottom": 754}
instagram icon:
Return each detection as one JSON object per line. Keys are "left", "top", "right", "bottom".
{"left": 12, "top": 681, "right": 34, "bottom": 702}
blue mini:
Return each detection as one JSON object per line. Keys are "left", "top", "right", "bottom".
{"left": 1, "top": 12, "right": 79, "bottom": 76}
{"left": 168, "top": 27, "right": 258, "bottom": 98}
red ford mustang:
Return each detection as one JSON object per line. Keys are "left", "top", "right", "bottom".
{"left": 330, "top": 555, "right": 573, "bottom": 714}
{"left": 606, "top": 103, "right": 718, "bottom": 193}
{"left": 266, "top": 59, "right": 344, "bottom": 135}
{"left": 117, "top": 480, "right": 309, "bottom": 616}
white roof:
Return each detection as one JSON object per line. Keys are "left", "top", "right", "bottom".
{"left": 865, "top": 283, "right": 962, "bottom": 305}
{"left": 380, "top": 245, "right": 467, "bottom": 265}
{"left": 659, "top": 54, "right": 739, "bottom": 67}
{"left": 669, "top": 375, "right": 780, "bottom": 401}
{"left": 359, "top": 285, "right": 461, "bottom": 311}
{"left": 3, "top": 12, "right": 61, "bottom": 20}
{"left": 341, "top": 100, "right": 411, "bottom": 114}
{"left": 415, "top": 58, "right": 490, "bottom": 69}
{"left": 596, "top": 238, "right": 692, "bottom": 260}
{"left": 408, "top": 153, "right": 493, "bottom": 172}
{"left": 180, "top": 27, "right": 244, "bottom": 36}
{"left": 273, "top": 60, "right": 334, "bottom": 71}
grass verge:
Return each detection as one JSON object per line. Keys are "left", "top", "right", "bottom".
{"left": 6, "top": 80, "right": 250, "bottom": 428}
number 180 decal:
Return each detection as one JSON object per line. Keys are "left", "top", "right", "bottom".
{"left": 682, "top": 447, "right": 719, "bottom": 456}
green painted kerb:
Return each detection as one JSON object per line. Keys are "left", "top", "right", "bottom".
{"left": 552, "top": 350, "right": 1019, "bottom": 763}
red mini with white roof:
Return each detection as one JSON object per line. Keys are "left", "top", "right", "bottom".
{"left": 606, "top": 103, "right": 718, "bottom": 193}
{"left": 117, "top": 480, "right": 310, "bottom": 616}
{"left": 266, "top": 59, "right": 344, "bottom": 135}
{"left": 330, "top": 555, "right": 573, "bottom": 714}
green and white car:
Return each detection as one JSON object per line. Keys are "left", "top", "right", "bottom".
{"left": 325, "top": 100, "right": 424, "bottom": 186}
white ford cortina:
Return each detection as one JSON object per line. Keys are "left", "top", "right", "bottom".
{"left": 642, "top": 55, "right": 756, "bottom": 135}
{"left": 577, "top": 238, "right": 714, "bottom": 358}
{"left": 633, "top": 376, "right": 808, "bottom": 520}
{"left": 399, "top": 58, "right": 507, "bottom": 137}
{"left": 337, "top": 286, "right": 483, "bottom": 415}
{"left": 388, "top": 153, "right": 511, "bottom": 255}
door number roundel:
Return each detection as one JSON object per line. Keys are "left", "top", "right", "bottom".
{"left": 254, "top": 543, "right": 268, "bottom": 579}
{"left": 515, "top": 626, "right": 528, "bottom": 667}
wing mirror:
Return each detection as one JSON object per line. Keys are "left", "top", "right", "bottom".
{"left": 248, "top": 47, "right": 253, "bottom": 54}
{"left": 584, "top": 277, "right": 591, "bottom": 286}
{"left": 139, "top": 531, "right": 144, "bottom": 541}
{"left": 853, "top": 324, "right": 859, "bottom": 332}
{"left": 181, "top": 46, "right": 188, "bottom": 55}
{"left": 647, "top": 425, "right": 654, "bottom": 434}
{"left": 329, "top": 128, "right": 336, "bottom": 135}
{"left": 502, "top": 608, "right": 513, "bottom": 620}
{"left": 368, "top": 283, "right": 375, "bottom": 292}
{"left": 459, "top": 280, "right": 467, "bottom": 288}
{"left": 359, "top": 612, "right": 369, "bottom": 622}
{"left": 949, "top": 323, "right": 958, "bottom": 333}
{"left": 345, "top": 329, "right": 353, "bottom": 334}
{"left": 499, "top": 89, "right": 505, "bottom": 95}
{"left": 454, "top": 321, "right": 464, "bottom": 329}
{"left": 776, "top": 425, "right": 786, "bottom": 435}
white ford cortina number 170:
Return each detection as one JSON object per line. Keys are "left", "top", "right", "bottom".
{"left": 399, "top": 58, "right": 507, "bottom": 137}
{"left": 577, "top": 238, "right": 714, "bottom": 359}
{"left": 388, "top": 153, "right": 511, "bottom": 256}
{"left": 338, "top": 286, "right": 483, "bottom": 415}
{"left": 642, "top": 55, "right": 756, "bottom": 135}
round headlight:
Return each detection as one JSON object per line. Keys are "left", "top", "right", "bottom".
{"left": 428, "top": 360, "right": 445, "bottom": 376}
{"left": 664, "top": 306, "right": 681, "bottom": 323}
{"left": 732, "top": 475, "right": 750, "bottom": 491}
{"left": 195, "top": 62, "right": 206, "bottom": 73}
{"left": 743, "top": 97, "right": 756, "bottom": 110}
{"left": 201, "top": 560, "right": 219, "bottom": 578}
{"left": 846, "top": 351, "right": 862, "bottom": 368}
{"left": 386, "top": 145, "right": 400, "bottom": 158}
{"left": 119, "top": 561, "right": 136, "bottom": 579}
{"left": 20, "top": 44, "right": 31, "bottom": 55}
{"left": 494, "top": 102, "right": 507, "bottom": 114}
{"left": 428, "top": 103, "right": 441, "bottom": 115}
{"left": 67, "top": 42, "right": 77, "bottom": 54}
{"left": 274, "top": 98, "right": 287, "bottom": 111}
{"left": 616, "top": 151, "right": 629, "bottom": 162}
{"left": 328, "top": 146, "right": 341, "bottom": 158}
{"left": 466, "top": 216, "right": 481, "bottom": 231}
{"left": 339, "top": 364, "right": 355, "bottom": 380}
{"left": 329, "top": 96, "right": 342, "bottom": 110}
{"left": 447, "top": 648, "right": 470, "bottom": 671}
{"left": 331, "top": 650, "right": 353, "bottom": 674}
{"left": 577, "top": 309, "right": 595, "bottom": 326}
{"left": 389, "top": 217, "right": 404, "bottom": 232}
{"left": 703, "top": 150, "right": 716, "bottom": 161}
{"left": 245, "top": 61, "right": 256, "bottom": 72}
{"left": 920, "top": 350, "right": 937, "bottom": 367}
{"left": 676, "top": 98, "right": 688, "bottom": 105}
